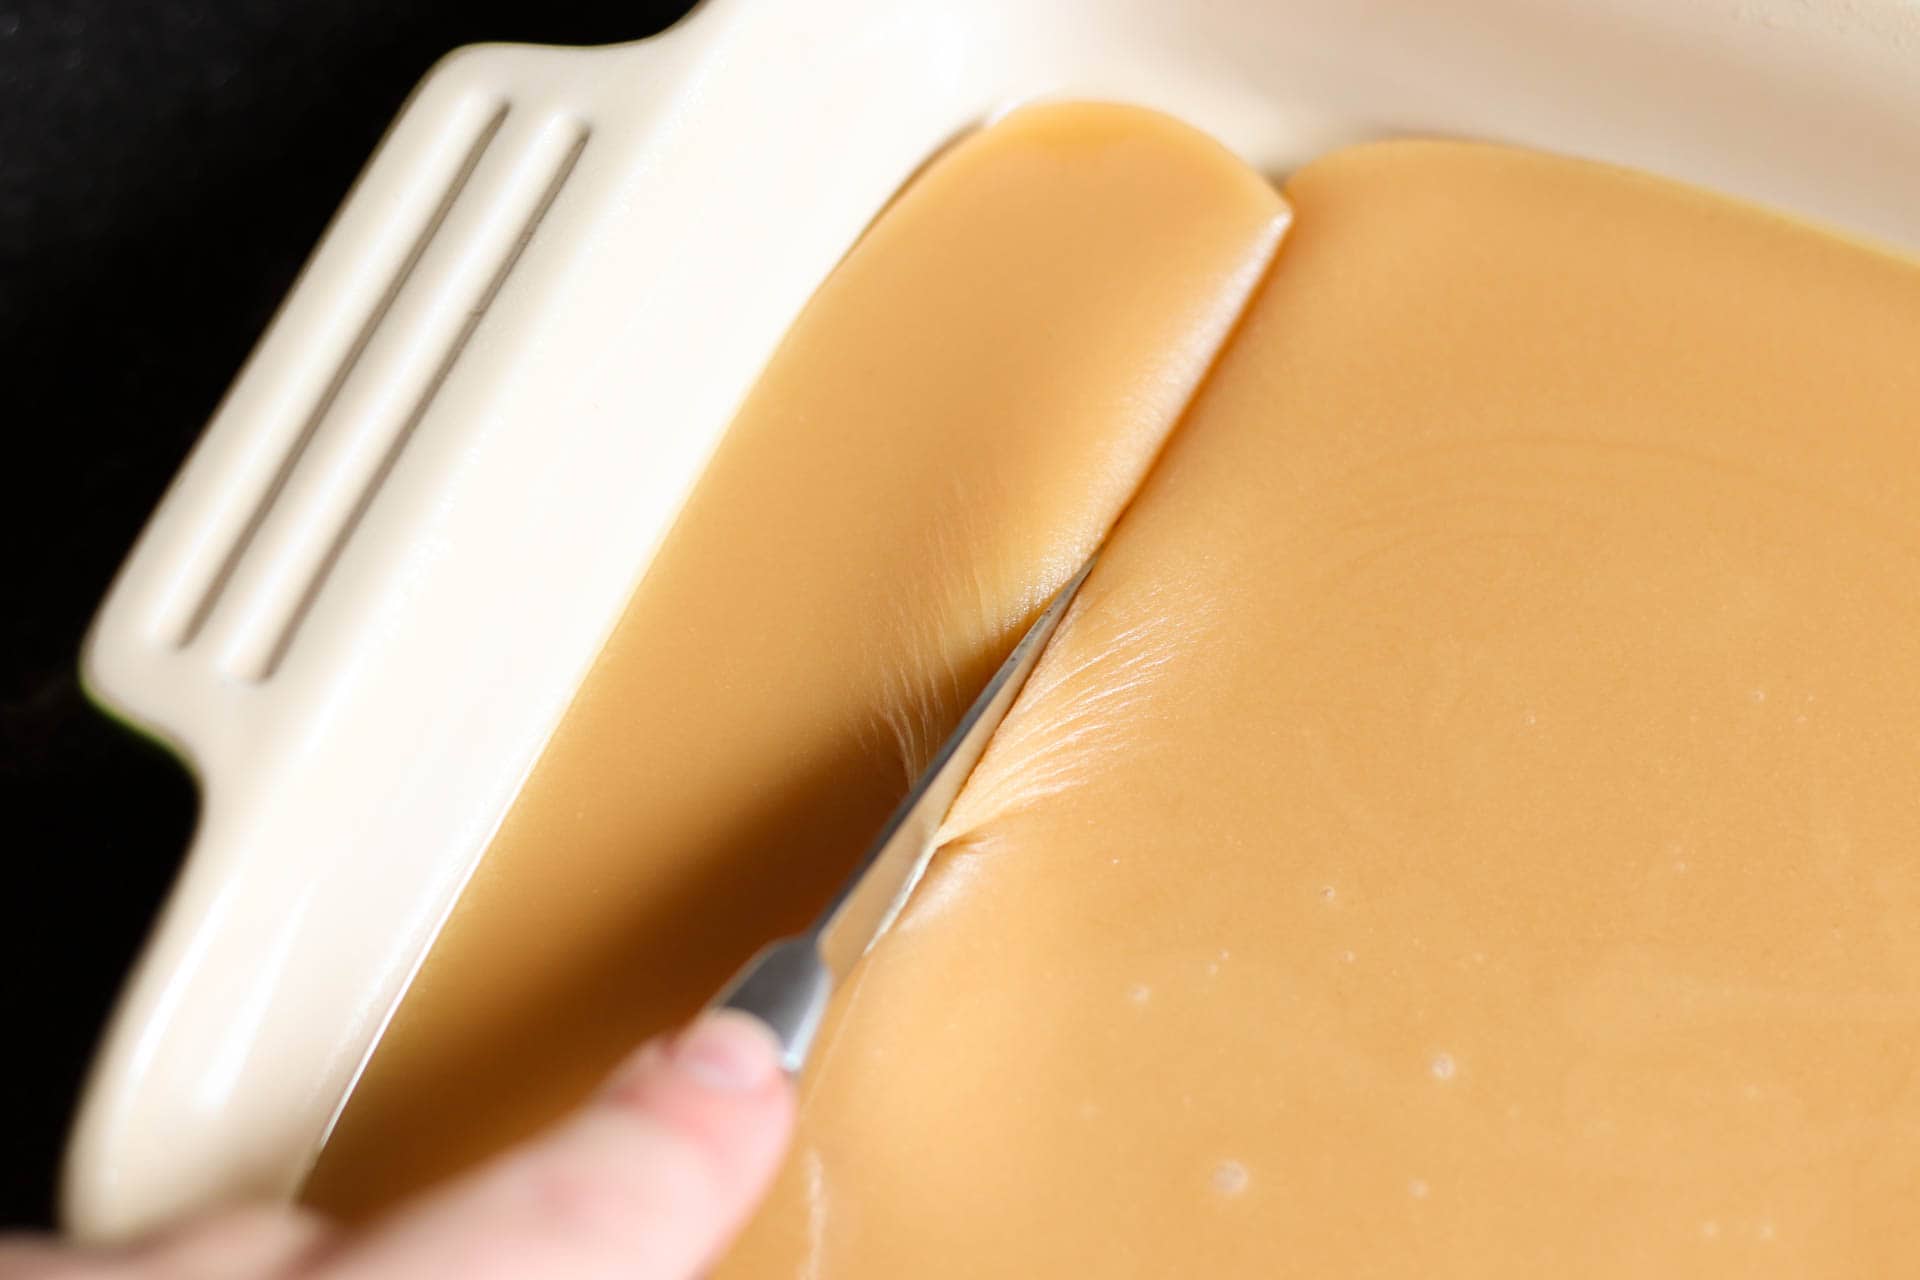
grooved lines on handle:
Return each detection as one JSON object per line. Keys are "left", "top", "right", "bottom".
{"left": 252, "top": 120, "right": 591, "bottom": 681}
{"left": 170, "top": 100, "right": 509, "bottom": 654}
{"left": 171, "top": 102, "right": 591, "bottom": 684}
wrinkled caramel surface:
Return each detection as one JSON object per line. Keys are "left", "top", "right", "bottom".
{"left": 303, "top": 102, "right": 1286, "bottom": 1215}
{"left": 313, "top": 112, "right": 1920, "bottom": 1277}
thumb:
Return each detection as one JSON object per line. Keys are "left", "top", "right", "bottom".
{"left": 318, "top": 1011, "right": 795, "bottom": 1280}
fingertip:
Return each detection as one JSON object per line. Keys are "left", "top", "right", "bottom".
{"left": 599, "top": 1010, "right": 796, "bottom": 1190}
{"left": 605, "top": 1010, "right": 786, "bottom": 1102}
{"left": 667, "top": 1009, "right": 787, "bottom": 1094}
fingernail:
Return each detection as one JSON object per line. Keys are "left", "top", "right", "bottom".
{"left": 668, "top": 1010, "right": 782, "bottom": 1092}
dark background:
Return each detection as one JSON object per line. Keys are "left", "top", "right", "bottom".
{"left": 1, "top": 0, "right": 696, "bottom": 1231}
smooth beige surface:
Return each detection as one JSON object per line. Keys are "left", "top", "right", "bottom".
{"left": 302, "top": 102, "right": 1287, "bottom": 1214}
{"left": 719, "top": 143, "right": 1920, "bottom": 1277}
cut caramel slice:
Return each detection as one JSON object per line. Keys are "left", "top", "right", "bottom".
{"left": 303, "top": 101, "right": 1288, "bottom": 1215}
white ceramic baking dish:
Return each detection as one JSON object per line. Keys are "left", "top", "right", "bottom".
{"left": 65, "top": 0, "right": 1920, "bottom": 1242}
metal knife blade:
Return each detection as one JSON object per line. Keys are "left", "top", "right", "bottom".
{"left": 712, "top": 557, "right": 1093, "bottom": 1071}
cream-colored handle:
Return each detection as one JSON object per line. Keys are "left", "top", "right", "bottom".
{"left": 65, "top": 35, "right": 698, "bottom": 1242}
